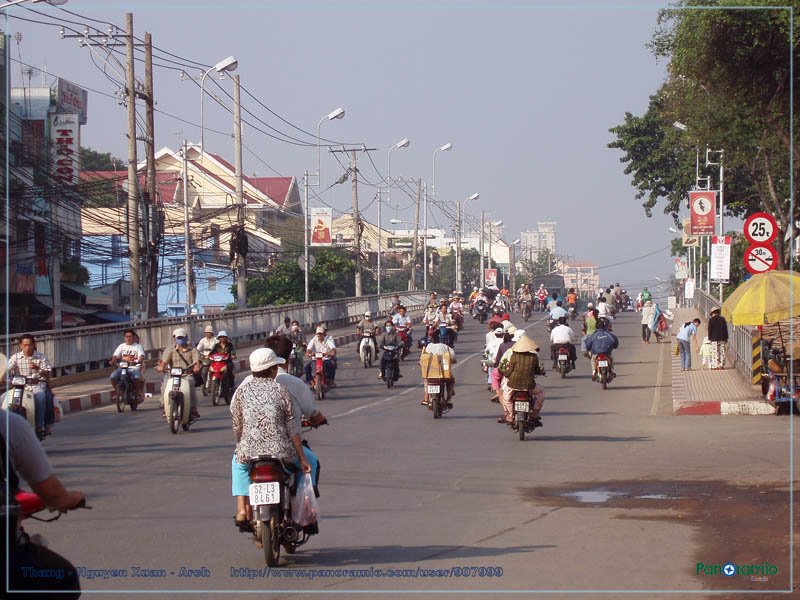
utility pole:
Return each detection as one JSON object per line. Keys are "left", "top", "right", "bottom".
{"left": 144, "top": 32, "right": 159, "bottom": 318}
{"left": 377, "top": 188, "right": 382, "bottom": 294}
{"left": 479, "top": 210, "right": 485, "bottom": 288}
{"left": 125, "top": 12, "right": 141, "bottom": 318}
{"left": 303, "top": 170, "right": 310, "bottom": 303}
{"left": 351, "top": 150, "right": 362, "bottom": 296}
{"left": 423, "top": 183, "right": 428, "bottom": 291}
{"left": 456, "top": 203, "right": 462, "bottom": 294}
{"left": 181, "top": 140, "right": 192, "bottom": 317}
{"left": 410, "top": 178, "right": 421, "bottom": 291}
{"left": 509, "top": 243, "right": 516, "bottom": 295}
{"left": 234, "top": 74, "right": 246, "bottom": 309}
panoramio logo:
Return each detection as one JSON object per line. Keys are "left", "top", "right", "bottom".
{"left": 696, "top": 562, "right": 778, "bottom": 577}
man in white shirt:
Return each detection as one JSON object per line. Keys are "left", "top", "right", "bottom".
{"left": 305, "top": 326, "right": 337, "bottom": 386}
{"left": 549, "top": 317, "right": 577, "bottom": 368}
{"left": 596, "top": 296, "right": 614, "bottom": 325}
{"left": 392, "top": 305, "right": 414, "bottom": 347}
{"left": 110, "top": 329, "right": 146, "bottom": 401}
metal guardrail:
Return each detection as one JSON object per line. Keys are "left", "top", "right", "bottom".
{"left": 2, "top": 292, "right": 429, "bottom": 376}
{"left": 694, "top": 289, "right": 759, "bottom": 385}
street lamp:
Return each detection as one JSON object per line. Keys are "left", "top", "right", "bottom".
{"left": 427, "top": 142, "right": 452, "bottom": 291}
{"left": 304, "top": 107, "right": 346, "bottom": 303}
{"left": 487, "top": 219, "right": 503, "bottom": 269}
{"left": 379, "top": 138, "right": 410, "bottom": 294}
{"left": 199, "top": 55, "right": 238, "bottom": 157}
{"left": 456, "top": 193, "right": 479, "bottom": 294}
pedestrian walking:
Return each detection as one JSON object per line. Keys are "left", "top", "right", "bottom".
{"left": 677, "top": 318, "right": 701, "bottom": 371}
{"left": 707, "top": 308, "right": 729, "bottom": 369}
{"left": 641, "top": 300, "right": 655, "bottom": 343}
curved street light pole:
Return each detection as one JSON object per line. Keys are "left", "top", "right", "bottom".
{"left": 199, "top": 55, "right": 238, "bottom": 158}
{"left": 429, "top": 143, "right": 452, "bottom": 291}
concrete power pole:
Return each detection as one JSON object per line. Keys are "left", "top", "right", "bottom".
{"left": 181, "top": 141, "right": 192, "bottom": 316}
{"left": 410, "top": 178, "right": 421, "bottom": 291}
{"left": 144, "top": 32, "right": 159, "bottom": 318}
{"left": 125, "top": 13, "right": 141, "bottom": 317}
{"left": 351, "top": 150, "right": 362, "bottom": 296}
{"left": 234, "top": 75, "right": 246, "bottom": 309}
{"left": 479, "top": 210, "right": 484, "bottom": 288}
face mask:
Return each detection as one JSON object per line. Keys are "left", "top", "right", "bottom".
{"left": 176, "top": 337, "right": 188, "bottom": 346}
{"left": 386, "top": 326, "right": 394, "bottom": 332}
{"left": 291, "top": 325, "right": 299, "bottom": 331}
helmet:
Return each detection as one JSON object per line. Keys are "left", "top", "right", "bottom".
{"left": 596, "top": 318, "right": 609, "bottom": 330}
{"left": 364, "top": 311, "right": 372, "bottom": 318}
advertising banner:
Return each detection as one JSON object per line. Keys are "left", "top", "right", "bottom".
{"left": 309, "top": 207, "right": 332, "bottom": 246}
{"left": 484, "top": 268, "right": 498, "bottom": 288}
{"left": 53, "top": 78, "right": 89, "bottom": 124}
{"left": 674, "top": 257, "right": 688, "bottom": 279}
{"left": 49, "top": 113, "right": 80, "bottom": 185}
{"left": 710, "top": 235, "right": 731, "bottom": 281}
{"left": 685, "top": 278, "right": 695, "bottom": 300}
{"left": 689, "top": 190, "right": 716, "bottom": 236}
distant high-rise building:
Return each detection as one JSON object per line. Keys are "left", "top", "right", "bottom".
{"left": 520, "top": 222, "right": 557, "bottom": 261}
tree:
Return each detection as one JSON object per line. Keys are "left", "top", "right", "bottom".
{"left": 80, "top": 146, "right": 123, "bottom": 172}
{"left": 609, "top": 0, "right": 798, "bottom": 267}
{"left": 428, "top": 249, "right": 484, "bottom": 296}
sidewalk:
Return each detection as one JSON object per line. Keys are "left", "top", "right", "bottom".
{"left": 53, "top": 312, "right": 424, "bottom": 415}
{"left": 669, "top": 307, "right": 774, "bottom": 416}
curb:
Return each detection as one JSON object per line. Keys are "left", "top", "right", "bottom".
{"left": 57, "top": 317, "right": 422, "bottom": 416}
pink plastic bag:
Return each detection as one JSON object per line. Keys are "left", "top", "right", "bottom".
{"left": 292, "top": 473, "right": 319, "bottom": 526}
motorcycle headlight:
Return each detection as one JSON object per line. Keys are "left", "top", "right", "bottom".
{"left": 170, "top": 368, "right": 183, "bottom": 376}
{"left": 11, "top": 376, "right": 26, "bottom": 386}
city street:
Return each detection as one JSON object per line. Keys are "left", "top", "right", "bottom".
{"left": 26, "top": 310, "right": 797, "bottom": 598}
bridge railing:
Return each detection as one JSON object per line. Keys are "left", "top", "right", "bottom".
{"left": 3, "top": 292, "right": 429, "bottom": 376}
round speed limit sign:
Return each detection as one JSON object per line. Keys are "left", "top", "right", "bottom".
{"left": 744, "top": 212, "right": 778, "bottom": 245}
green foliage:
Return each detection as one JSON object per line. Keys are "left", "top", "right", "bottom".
{"left": 428, "top": 249, "right": 485, "bottom": 296}
{"left": 60, "top": 259, "right": 90, "bottom": 285}
{"left": 81, "top": 146, "right": 123, "bottom": 172}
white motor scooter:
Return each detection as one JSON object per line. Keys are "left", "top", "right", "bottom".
{"left": 2, "top": 375, "right": 45, "bottom": 439}
{"left": 358, "top": 333, "right": 376, "bottom": 368}
{"left": 163, "top": 367, "right": 194, "bottom": 433}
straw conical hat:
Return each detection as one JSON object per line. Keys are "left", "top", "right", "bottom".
{"left": 512, "top": 334, "right": 539, "bottom": 354}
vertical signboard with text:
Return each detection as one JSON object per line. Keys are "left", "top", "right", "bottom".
{"left": 49, "top": 113, "right": 80, "bottom": 185}
{"left": 710, "top": 236, "right": 731, "bottom": 281}
{"left": 689, "top": 190, "right": 716, "bottom": 236}
{"left": 310, "top": 207, "right": 333, "bottom": 246}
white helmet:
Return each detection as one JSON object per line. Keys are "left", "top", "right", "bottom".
{"left": 364, "top": 311, "right": 372, "bottom": 318}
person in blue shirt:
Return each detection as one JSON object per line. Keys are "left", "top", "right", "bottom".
{"left": 549, "top": 300, "right": 568, "bottom": 321}
{"left": 677, "top": 318, "right": 702, "bottom": 371}
{"left": 584, "top": 318, "right": 620, "bottom": 380}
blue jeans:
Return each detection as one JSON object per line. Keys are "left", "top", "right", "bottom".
{"left": 305, "top": 360, "right": 335, "bottom": 383}
{"left": 33, "top": 389, "right": 47, "bottom": 430}
{"left": 679, "top": 339, "right": 692, "bottom": 370}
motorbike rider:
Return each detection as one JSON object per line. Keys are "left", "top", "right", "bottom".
{"left": 449, "top": 296, "right": 465, "bottom": 329}
{"left": 377, "top": 319, "right": 402, "bottom": 381}
{"left": 305, "top": 326, "right": 337, "bottom": 387}
{"left": 1, "top": 407, "right": 84, "bottom": 598}
{"left": 392, "top": 305, "right": 414, "bottom": 348}
{"left": 158, "top": 328, "right": 201, "bottom": 419}
{"left": 499, "top": 334, "right": 545, "bottom": 426}
{"left": 549, "top": 316, "right": 578, "bottom": 369}
{"left": 484, "top": 326, "right": 506, "bottom": 389}
{"left": 211, "top": 331, "right": 237, "bottom": 394}
{"left": 468, "top": 287, "right": 479, "bottom": 306}
{"left": 566, "top": 288, "right": 578, "bottom": 312}
{"left": 472, "top": 289, "right": 489, "bottom": 318}
{"left": 549, "top": 300, "right": 568, "bottom": 322}
{"left": 584, "top": 318, "right": 620, "bottom": 380}
{"left": 596, "top": 295, "right": 614, "bottom": 328}
{"left": 420, "top": 339, "right": 456, "bottom": 406}
{"left": 196, "top": 325, "right": 217, "bottom": 390}
{"left": 536, "top": 284, "right": 548, "bottom": 309}
{"left": 289, "top": 320, "right": 307, "bottom": 346}
{"left": 5, "top": 334, "right": 55, "bottom": 438}
{"left": 433, "top": 303, "right": 457, "bottom": 346}
{"left": 519, "top": 285, "right": 533, "bottom": 307}
{"left": 110, "top": 328, "right": 146, "bottom": 403}
{"left": 357, "top": 311, "right": 377, "bottom": 360}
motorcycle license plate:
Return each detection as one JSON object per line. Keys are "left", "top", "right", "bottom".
{"left": 514, "top": 401, "right": 529, "bottom": 412}
{"left": 249, "top": 482, "right": 280, "bottom": 506}
{"left": 558, "top": 355, "right": 568, "bottom": 361}
{"left": 427, "top": 385, "right": 441, "bottom": 394}
{"left": 598, "top": 361, "right": 609, "bottom": 367}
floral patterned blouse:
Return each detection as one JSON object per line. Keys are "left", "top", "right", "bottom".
{"left": 230, "top": 376, "right": 299, "bottom": 464}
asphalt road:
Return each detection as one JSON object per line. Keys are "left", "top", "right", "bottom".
{"left": 22, "top": 310, "right": 798, "bottom": 599}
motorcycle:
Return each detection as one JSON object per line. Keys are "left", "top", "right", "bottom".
{"left": 200, "top": 350, "right": 212, "bottom": 396}
{"left": 396, "top": 327, "right": 411, "bottom": 361}
{"left": 452, "top": 310, "right": 464, "bottom": 331}
{"left": 288, "top": 342, "right": 305, "bottom": 378}
{"left": 435, "top": 324, "right": 455, "bottom": 347}
{"left": 568, "top": 304, "right": 578, "bottom": 321}
{"left": 520, "top": 300, "right": 531, "bottom": 322}
{"left": 310, "top": 352, "right": 327, "bottom": 401}
{"left": 245, "top": 419, "right": 324, "bottom": 567}
{"left": 164, "top": 367, "right": 195, "bottom": 433}
{"left": 381, "top": 345, "right": 400, "bottom": 389}
{"left": 595, "top": 353, "right": 614, "bottom": 390}
{"left": 547, "top": 319, "right": 558, "bottom": 332}
{"left": 509, "top": 390, "right": 539, "bottom": 441}
{"left": 13, "top": 490, "right": 90, "bottom": 560}
{"left": 474, "top": 300, "right": 488, "bottom": 323}
{"left": 554, "top": 345, "right": 573, "bottom": 379}
{"left": 358, "top": 332, "right": 375, "bottom": 368}
{"left": 208, "top": 352, "right": 232, "bottom": 406}
{"left": 2, "top": 376, "right": 47, "bottom": 439}
{"left": 535, "top": 295, "right": 547, "bottom": 312}
{"left": 115, "top": 361, "right": 140, "bottom": 412}
{"left": 426, "top": 377, "right": 450, "bottom": 419}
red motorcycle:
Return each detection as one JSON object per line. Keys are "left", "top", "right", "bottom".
{"left": 14, "top": 489, "right": 90, "bottom": 543}
{"left": 595, "top": 353, "right": 613, "bottom": 390}
{"left": 208, "top": 352, "right": 232, "bottom": 406}
{"left": 310, "top": 352, "right": 327, "bottom": 401}
{"left": 452, "top": 310, "right": 464, "bottom": 331}
{"left": 509, "top": 390, "right": 539, "bottom": 441}
{"left": 396, "top": 327, "right": 411, "bottom": 360}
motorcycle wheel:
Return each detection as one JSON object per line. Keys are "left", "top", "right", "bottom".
{"left": 386, "top": 364, "right": 394, "bottom": 389}
{"left": 518, "top": 416, "right": 526, "bottom": 441}
{"left": 128, "top": 387, "right": 138, "bottom": 411}
{"left": 600, "top": 370, "right": 608, "bottom": 390}
{"left": 431, "top": 394, "right": 440, "bottom": 419}
{"left": 169, "top": 398, "right": 180, "bottom": 434}
{"left": 363, "top": 351, "right": 369, "bottom": 369}
{"left": 315, "top": 378, "right": 323, "bottom": 402}
{"left": 211, "top": 379, "right": 219, "bottom": 406}
{"left": 116, "top": 382, "right": 126, "bottom": 413}
{"left": 262, "top": 516, "right": 281, "bottom": 567}
{"left": 560, "top": 363, "right": 566, "bottom": 379}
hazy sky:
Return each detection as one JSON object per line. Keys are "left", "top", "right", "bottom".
{"left": 6, "top": 0, "right": 685, "bottom": 290}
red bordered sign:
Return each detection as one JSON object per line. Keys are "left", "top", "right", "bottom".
{"left": 745, "top": 245, "right": 778, "bottom": 275}
{"left": 743, "top": 212, "right": 778, "bottom": 245}
{"left": 689, "top": 190, "right": 716, "bottom": 236}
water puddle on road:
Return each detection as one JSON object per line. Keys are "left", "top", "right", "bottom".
{"left": 523, "top": 479, "right": 798, "bottom": 593}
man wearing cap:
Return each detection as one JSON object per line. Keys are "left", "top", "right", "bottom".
{"left": 211, "top": 331, "right": 237, "bottom": 395}
{"left": 305, "top": 326, "right": 337, "bottom": 387}
{"left": 196, "top": 326, "right": 217, "bottom": 393}
{"left": 707, "top": 308, "right": 729, "bottom": 369}
{"left": 158, "top": 328, "right": 201, "bottom": 419}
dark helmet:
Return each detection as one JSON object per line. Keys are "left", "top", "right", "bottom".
{"left": 597, "top": 318, "right": 609, "bottom": 330}
{"left": 558, "top": 316, "right": 567, "bottom": 325}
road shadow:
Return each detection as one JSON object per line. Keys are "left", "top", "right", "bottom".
{"left": 293, "top": 543, "right": 557, "bottom": 567}
{"left": 532, "top": 435, "right": 651, "bottom": 443}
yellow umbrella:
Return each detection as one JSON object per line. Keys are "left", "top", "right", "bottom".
{"left": 721, "top": 270, "right": 800, "bottom": 325}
